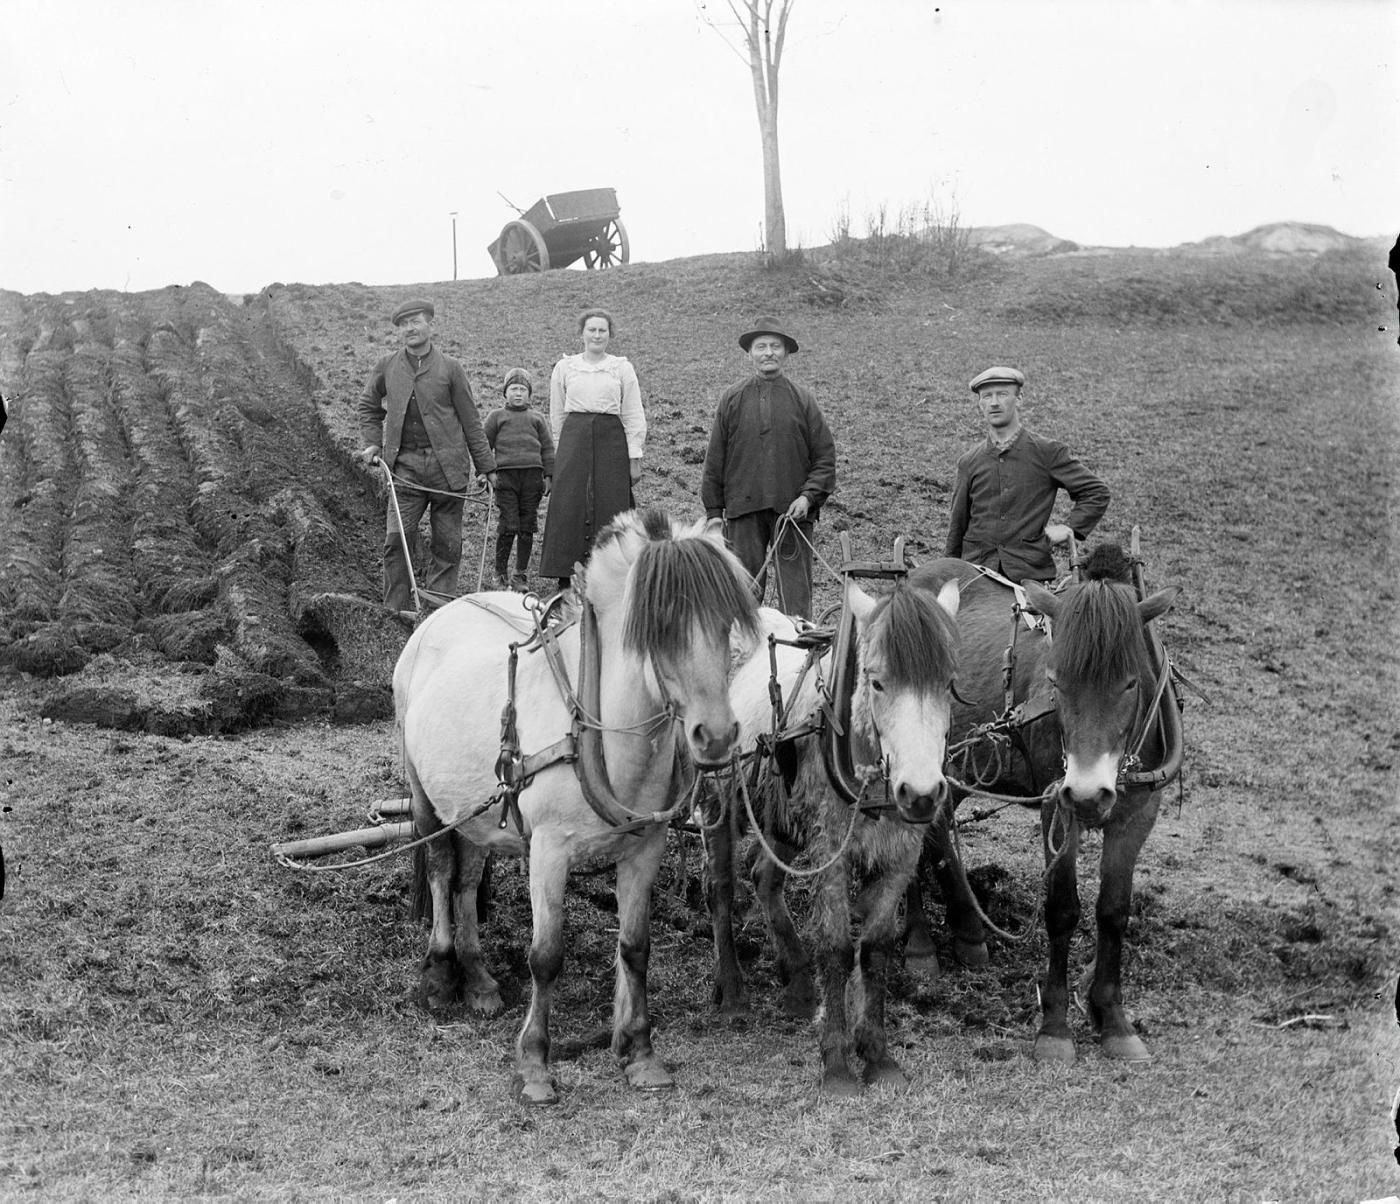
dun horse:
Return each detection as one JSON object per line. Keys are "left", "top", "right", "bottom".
{"left": 706, "top": 577, "right": 961, "bottom": 1094}
{"left": 907, "top": 549, "right": 1179, "bottom": 1062}
{"left": 395, "top": 508, "right": 758, "bottom": 1104}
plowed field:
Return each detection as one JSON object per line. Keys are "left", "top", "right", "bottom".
{"left": 2, "top": 247, "right": 1398, "bottom": 1198}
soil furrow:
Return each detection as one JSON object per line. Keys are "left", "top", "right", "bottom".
{"left": 59, "top": 332, "right": 140, "bottom": 639}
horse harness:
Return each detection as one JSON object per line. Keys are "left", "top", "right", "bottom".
{"left": 479, "top": 591, "right": 697, "bottom": 840}
{"left": 716, "top": 535, "right": 925, "bottom": 829}
{"left": 948, "top": 541, "right": 1186, "bottom": 808}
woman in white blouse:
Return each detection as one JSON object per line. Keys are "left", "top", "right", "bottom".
{"left": 538, "top": 308, "right": 646, "bottom": 587}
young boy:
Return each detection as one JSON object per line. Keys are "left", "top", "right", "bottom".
{"left": 485, "top": 368, "right": 555, "bottom": 590}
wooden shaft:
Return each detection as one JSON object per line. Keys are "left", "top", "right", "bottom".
{"left": 272, "top": 821, "right": 414, "bottom": 860}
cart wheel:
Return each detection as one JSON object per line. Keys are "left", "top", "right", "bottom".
{"left": 498, "top": 220, "right": 550, "bottom": 274}
{"left": 583, "top": 218, "right": 629, "bottom": 270}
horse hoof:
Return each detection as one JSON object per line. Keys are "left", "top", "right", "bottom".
{"left": 782, "top": 983, "right": 817, "bottom": 1020}
{"left": 904, "top": 952, "right": 942, "bottom": 982}
{"left": 1033, "top": 1035, "right": 1076, "bottom": 1065}
{"left": 953, "top": 939, "right": 990, "bottom": 969}
{"left": 466, "top": 988, "right": 504, "bottom": 1017}
{"left": 1101, "top": 1033, "right": 1151, "bottom": 1063}
{"left": 862, "top": 1060, "right": 908, "bottom": 1090}
{"left": 420, "top": 955, "right": 463, "bottom": 1012}
{"left": 625, "top": 1058, "right": 675, "bottom": 1093}
{"left": 511, "top": 1074, "right": 558, "bottom": 1107}
{"left": 820, "top": 1068, "right": 864, "bottom": 1098}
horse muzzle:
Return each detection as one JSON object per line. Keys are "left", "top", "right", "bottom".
{"left": 893, "top": 777, "right": 950, "bottom": 826}
{"left": 688, "top": 718, "right": 741, "bottom": 769}
{"left": 1058, "top": 781, "right": 1116, "bottom": 828}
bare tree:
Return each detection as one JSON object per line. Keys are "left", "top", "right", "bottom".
{"left": 704, "top": 1, "right": 794, "bottom": 257}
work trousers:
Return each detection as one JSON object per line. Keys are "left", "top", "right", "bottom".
{"left": 727, "top": 509, "right": 815, "bottom": 619}
{"left": 383, "top": 447, "right": 464, "bottom": 611}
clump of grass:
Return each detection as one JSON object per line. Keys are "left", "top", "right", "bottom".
{"left": 825, "top": 191, "right": 989, "bottom": 281}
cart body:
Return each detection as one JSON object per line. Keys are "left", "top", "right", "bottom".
{"left": 488, "top": 188, "right": 629, "bottom": 275}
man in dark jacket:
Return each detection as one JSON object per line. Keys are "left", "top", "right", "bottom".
{"left": 701, "top": 317, "right": 837, "bottom": 618}
{"left": 945, "top": 366, "right": 1109, "bottom": 583}
{"left": 357, "top": 299, "right": 496, "bottom": 611}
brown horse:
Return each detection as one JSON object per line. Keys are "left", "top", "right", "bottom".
{"left": 704, "top": 577, "right": 961, "bottom": 1094}
{"left": 907, "top": 549, "right": 1179, "bottom": 1062}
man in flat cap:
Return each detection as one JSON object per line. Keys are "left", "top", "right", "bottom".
{"left": 944, "top": 366, "right": 1108, "bottom": 583}
{"left": 701, "top": 316, "right": 836, "bottom": 617}
{"left": 357, "top": 298, "right": 497, "bottom": 612}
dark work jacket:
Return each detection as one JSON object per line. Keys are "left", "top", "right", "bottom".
{"left": 357, "top": 346, "right": 495, "bottom": 489}
{"left": 944, "top": 428, "right": 1109, "bottom": 582}
{"left": 700, "top": 374, "right": 837, "bottom": 520}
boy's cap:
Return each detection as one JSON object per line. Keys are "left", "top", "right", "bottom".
{"left": 502, "top": 367, "right": 533, "bottom": 395}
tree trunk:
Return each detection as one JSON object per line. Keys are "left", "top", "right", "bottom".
{"left": 739, "top": 0, "right": 790, "bottom": 257}
{"left": 758, "top": 96, "right": 787, "bottom": 255}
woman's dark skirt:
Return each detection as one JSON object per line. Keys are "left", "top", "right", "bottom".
{"left": 539, "top": 412, "right": 633, "bottom": 579}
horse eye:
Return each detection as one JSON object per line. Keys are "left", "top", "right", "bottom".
{"left": 870, "top": 678, "right": 885, "bottom": 693}
{"left": 1046, "top": 670, "right": 1059, "bottom": 688}
{"left": 1123, "top": 678, "right": 1139, "bottom": 694}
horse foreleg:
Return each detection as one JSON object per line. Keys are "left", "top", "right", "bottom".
{"left": 1035, "top": 803, "right": 1082, "bottom": 1065}
{"left": 902, "top": 845, "right": 941, "bottom": 978}
{"left": 812, "top": 825, "right": 859, "bottom": 1096}
{"left": 701, "top": 807, "right": 749, "bottom": 1017}
{"left": 613, "top": 828, "right": 674, "bottom": 1092}
{"left": 854, "top": 836, "right": 922, "bottom": 1088}
{"left": 928, "top": 814, "right": 990, "bottom": 969}
{"left": 514, "top": 831, "right": 568, "bottom": 1106}
{"left": 451, "top": 835, "right": 503, "bottom": 1016}
{"left": 1090, "top": 793, "right": 1160, "bottom": 1062}
{"left": 750, "top": 833, "right": 815, "bottom": 1018}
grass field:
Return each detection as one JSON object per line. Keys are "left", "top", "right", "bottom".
{"left": 1, "top": 244, "right": 1398, "bottom": 1199}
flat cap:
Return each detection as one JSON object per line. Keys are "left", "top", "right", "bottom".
{"left": 391, "top": 298, "right": 435, "bottom": 324}
{"left": 738, "top": 316, "right": 799, "bottom": 354}
{"left": 502, "top": 367, "right": 533, "bottom": 395}
{"left": 969, "top": 365, "right": 1025, "bottom": 393}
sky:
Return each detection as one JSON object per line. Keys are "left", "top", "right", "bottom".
{"left": 2, "top": 0, "right": 1396, "bottom": 295}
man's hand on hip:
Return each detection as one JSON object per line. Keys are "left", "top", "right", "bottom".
{"left": 1044, "top": 523, "right": 1072, "bottom": 544}
{"left": 361, "top": 445, "right": 382, "bottom": 466}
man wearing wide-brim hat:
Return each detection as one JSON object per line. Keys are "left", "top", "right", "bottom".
{"left": 701, "top": 316, "right": 836, "bottom": 618}
{"left": 945, "top": 365, "right": 1109, "bottom": 583}
{"left": 357, "top": 298, "right": 497, "bottom": 612}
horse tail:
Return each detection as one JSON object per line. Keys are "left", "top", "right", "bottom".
{"left": 408, "top": 841, "right": 490, "bottom": 924}
{"left": 477, "top": 853, "right": 493, "bottom": 925}
{"left": 410, "top": 845, "right": 431, "bottom": 922}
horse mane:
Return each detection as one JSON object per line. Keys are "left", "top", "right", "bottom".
{"left": 1050, "top": 579, "right": 1146, "bottom": 686}
{"left": 1081, "top": 544, "right": 1134, "bottom": 584}
{"left": 591, "top": 507, "right": 759, "bottom": 659}
{"left": 861, "top": 581, "right": 958, "bottom": 690}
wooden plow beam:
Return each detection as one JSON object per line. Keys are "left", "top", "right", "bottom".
{"left": 270, "top": 796, "right": 414, "bottom": 862}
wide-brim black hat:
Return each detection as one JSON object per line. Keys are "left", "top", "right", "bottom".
{"left": 738, "top": 317, "right": 798, "bottom": 354}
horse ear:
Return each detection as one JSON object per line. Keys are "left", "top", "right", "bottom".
{"left": 1139, "top": 586, "right": 1180, "bottom": 624}
{"left": 702, "top": 516, "right": 725, "bottom": 541}
{"left": 1023, "top": 580, "right": 1059, "bottom": 618}
{"left": 845, "top": 580, "right": 877, "bottom": 624}
{"left": 935, "top": 578, "right": 961, "bottom": 619}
